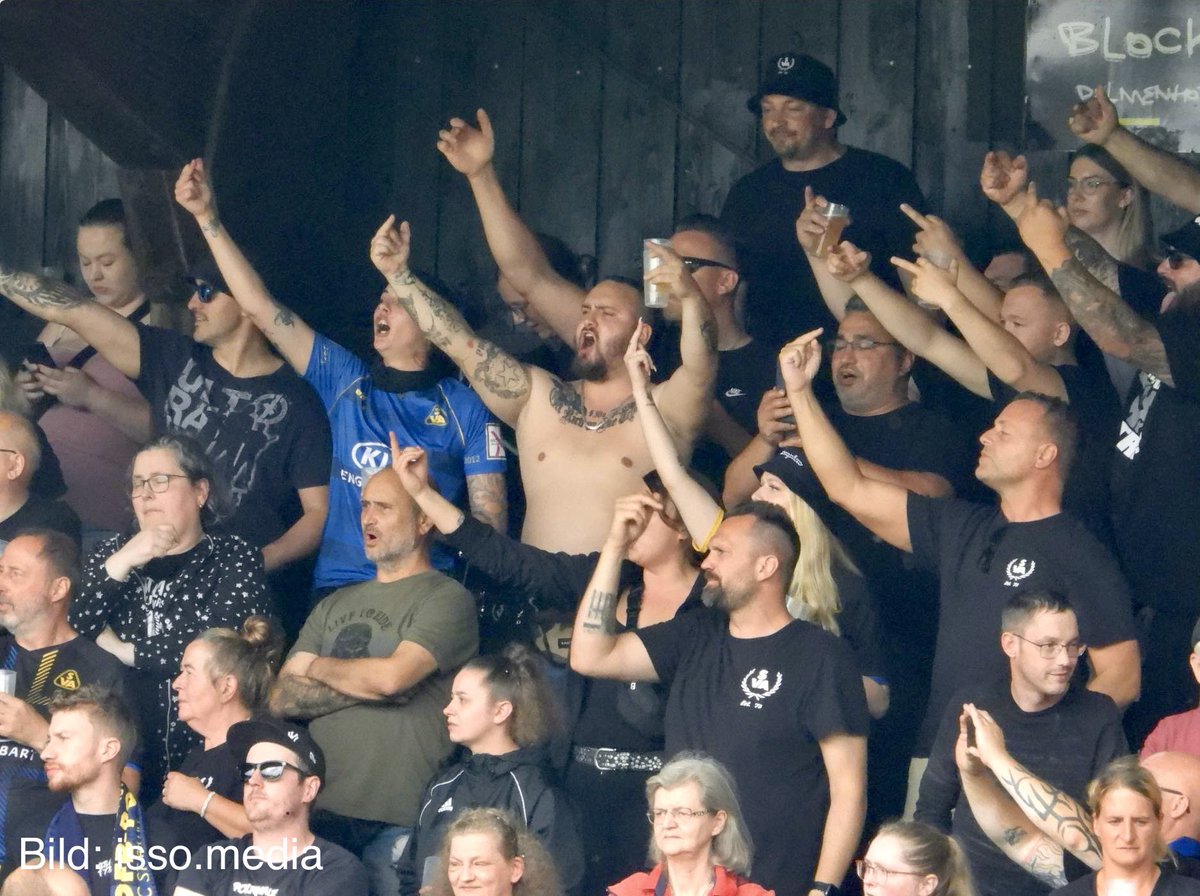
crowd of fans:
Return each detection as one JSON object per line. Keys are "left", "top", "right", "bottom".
{"left": 0, "top": 47, "right": 1196, "bottom": 896}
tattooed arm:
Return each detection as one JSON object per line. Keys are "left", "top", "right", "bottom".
{"left": 466, "top": 472, "right": 507, "bottom": 534}
{"left": 568, "top": 494, "right": 660, "bottom": 681}
{"left": 370, "top": 216, "right": 533, "bottom": 426}
{"left": 175, "top": 159, "right": 316, "bottom": 372}
{"left": 0, "top": 264, "right": 143, "bottom": 378}
{"left": 270, "top": 671, "right": 364, "bottom": 719}
{"left": 1016, "top": 198, "right": 1172, "bottom": 383}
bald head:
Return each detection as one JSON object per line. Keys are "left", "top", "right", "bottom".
{"left": 0, "top": 411, "right": 40, "bottom": 488}
{"left": 1143, "top": 751, "right": 1200, "bottom": 841}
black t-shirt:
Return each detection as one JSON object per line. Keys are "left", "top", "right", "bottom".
{"left": 135, "top": 324, "right": 332, "bottom": 548}
{"left": 720, "top": 149, "right": 926, "bottom": 347}
{"left": 637, "top": 607, "right": 870, "bottom": 896}
{"left": 831, "top": 565, "right": 888, "bottom": 682}
{"left": 907, "top": 495, "right": 1137, "bottom": 753}
{"left": 33, "top": 809, "right": 180, "bottom": 896}
{"left": 1109, "top": 306, "right": 1200, "bottom": 616}
{"left": 916, "top": 678, "right": 1128, "bottom": 896}
{"left": 0, "top": 634, "right": 135, "bottom": 866}
{"left": 174, "top": 834, "right": 369, "bottom": 895}
{"left": 146, "top": 741, "right": 242, "bottom": 852}
{"left": 0, "top": 496, "right": 80, "bottom": 550}
{"left": 1053, "top": 869, "right": 1200, "bottom": 896}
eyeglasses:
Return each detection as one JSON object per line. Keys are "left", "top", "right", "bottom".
{"left": 680, "top": 257, "right": 737, "bottom": 274}
{"left": 855, "top": 860, "right": 927, "bottom": 883}
{"left": 1166, "top": 251, "right": 1195, "bottom": 270}
{"left": 827, "top": 337, "right": 898, "bottom": 353}
{"left": 647, "top": 808, "right": 714, "bottom": 823}
{"left": 1065, "top": 176, "right": 1122, "bottom": 196}
{"left": 240, "top": 760, "right": 310, "bottom": 782}
{"left": 1010, "top": 633, "right": 1087, "bottom": 659}
{"left": 194, "top": 281, "right": 216, "bottom": 304}
{"left": 130, "top": 473, "right": 191, "bottom": 496}
{"left": 0, "top": 449, "right": 17, "bottom": 456}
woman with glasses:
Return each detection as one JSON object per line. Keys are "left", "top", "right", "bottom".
{"left": 146, "top": 614, "right": 282, "bottom": 851}
{"left": 69, "top": 434, "right": 271, "bottom": 801}
{"left": 857, "top": 820, "right": 975, "bottom": 896}
{"left": 608, "top": 752, "right": 772, "bottom": 896}
{"left": 430, "top": 808, "right": 563, "bottom": 896}
{"left": 402, "top": 643, "right": 583, "bottom": 896}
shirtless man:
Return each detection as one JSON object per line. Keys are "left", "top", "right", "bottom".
{"left": 368, "top": 214, "right": 716, "bottom": 554}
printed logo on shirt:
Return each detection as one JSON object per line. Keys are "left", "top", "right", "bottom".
{"left": 351, "top": 441, "right": 391, "bottom": 470}
{"left": 53, "top": 670, "right": 80, "bottom": 691}
{"left": 740, "top": 668, "right": 783, "bottom": 708}
{"left": 724, "top": 387, "right": 746, "bottom": 398}
{"left": 426, "top": 406, "right": 448, "bottom": 426}
{"left": 1116, "top": 373, "right": 1162, "bottom": 461}
{"left": 1004, "top": 558, "right": 1036, "bottom": 587}
{"left": 438, "top": 798, "right": 454, "bottom": 813}
{"left": 486, "top": 423, "right": 505, "bottom": 460}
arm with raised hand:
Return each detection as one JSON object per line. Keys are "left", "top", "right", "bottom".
{"left": 797, "top": 186, "right": 855, "bottom": 320}
{"left": 175, "top": 159, "right": 316, "bottom": 371}
{"left": 1015, "top": 190, "right": 1173, "bottom": 384}
{"left": 827, "top": 242, "right": 991, "bottom": 398}
{"left": 370, "top": 216, "right": 535, "bottom": 426}
{"left": 438, "top": 109, "right": 585, "bottom": 343}
{"left": 903, "top": 202, "right": 1005, "bottom": 316}
{"left": 780, "top": 331, "right": 913, "bottom": 551}
{"left": 892, "top": 255, "right": 1065, "bottom": 399}
{"left": 722, "top": 388, "right": 798, "bottom": 507}
{"left": 1070, "top": 87, "right": 1200, "bottom": 214}
{"left": 624, "top": 326, "right": 722, "bottom": 545}
{"left": 0, "top": 268, "right": 142, "bottom": 378}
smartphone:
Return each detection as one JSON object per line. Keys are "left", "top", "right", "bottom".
{"left": 20, "top": 342, "right": 56, "bottom": 370}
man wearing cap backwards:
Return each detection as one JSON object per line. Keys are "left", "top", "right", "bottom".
{"left": 1006, "top": 84, "right": 1200, "bottom": 744}
{"left": 0, "top": 253, "right": 332, "bottom": 584}
{"left": 721, "top": 52, "right": 927, "bottom": 348}
{"left": 174, "top": 716, "right": 367, "bottom": 896}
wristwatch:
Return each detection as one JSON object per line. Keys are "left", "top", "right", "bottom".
{"left": 810, "top": 882, "right": 839, "bottom": 896}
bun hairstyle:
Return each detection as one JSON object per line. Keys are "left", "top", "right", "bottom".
{"left": 462, "top": 643, "right": 563, "bottom": 748}
{"left": 195, "top": 615, "right": 284, "bottom": 712}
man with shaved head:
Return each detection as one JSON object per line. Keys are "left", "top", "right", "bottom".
{"left": 0, "top": 413, "right": 79, "bottom": 549}
{"left": 271, "top": 456, "right": 478, "bottom": 895}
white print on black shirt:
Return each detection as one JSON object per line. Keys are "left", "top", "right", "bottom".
{"left": 1116, "top": 372, "right": 1161, "bottom": 461}
{"left": 142, "top": 578, "right": 176, "bottom": 637}
{"left": 1004, "top": 558, "right": 1036, "bottom": 588}
{"left": 165, "top": 358, "right": 290, "bottom": 507}
{"left": 740, "top": 668, "right": 783, "bottom": 708}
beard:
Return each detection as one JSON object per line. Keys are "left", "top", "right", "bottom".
{"left": 1173, "top": 278, "right": 1200, "bottom": 311}
{"left": 702, "top": 581, "right": 753, "bottom": 614}
{"left": 570, "top": 352, "right": 608, "bottom": 382}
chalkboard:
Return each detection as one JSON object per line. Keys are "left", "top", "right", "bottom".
{"left": 1027, "top": 0, "right": 1200, "bottom": 152}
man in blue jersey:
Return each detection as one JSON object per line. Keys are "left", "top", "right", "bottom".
{"left": 173, "top": 159, "right": 507, "bottom": 594}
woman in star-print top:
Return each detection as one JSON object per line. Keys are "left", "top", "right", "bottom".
{"left": 70, "top": 434, "right": 270, "bottom": 801}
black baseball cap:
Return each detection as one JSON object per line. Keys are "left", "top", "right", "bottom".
{"left": 1162, "top": 216, "right": 1200, "bottom": 262}
{"left": 747, "top": 52, "right": 846, "bottom": 125}
{"left": 227, "top": 717, "right": 326, "bottom": 783}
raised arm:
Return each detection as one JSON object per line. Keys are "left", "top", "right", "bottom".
{"left": 797, "top": 187, "right": 855, "bottom": 320}
{"left": 1015, "top": 192, "right": 1173, "bottom": 385}
{"left": 1071, "top": 86, "right": 1200, "bottom": 214}
{"left": 904, "top": 203, "right": 1004, "bottom": 317}
{"left": 438, "top": 109, "right": 585, "bottom": 343}
{"left": 828, "top": 242, "right": 991, "bottom": 398}
{"left": 892, "top": 255, "right": 1066, "bottom": 399}
{"left": 624, "top": 326, "right": 722, "bottom": 544}
{"left": 780, "top": 331, "right": 913, "bottom": 551}
{"left": 0, "top": 267, "right": 142, "bottom": 378}
{"left": 175, "top": 158, "right": 316, "bottom": 371}
{"left": 722, "top": 389, "right": 798, "bottom": 506}
{"left": 568, "top": 495, "right": 661, "bottom": 682}
{"left": 370, "top": 216, "right": 535, "bottom": 426}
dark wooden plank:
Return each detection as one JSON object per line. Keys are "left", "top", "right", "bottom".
{"left": 603, "top": 0, "right": 682, "bottom": 103}
{"left": 0, "top": 67, "right": 48, "bottom": 271}
{"left": 838, "top": 0, "right": 918, "bottom": 167}
{"left": 518, "top": 6, "right": 603, "bottom": 263}
{"left": 434, "top": 0, "right": 526, "bottom": 320}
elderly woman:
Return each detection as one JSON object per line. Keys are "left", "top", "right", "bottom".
{"left": 431, "top": 808, "right": 563, "bottom": 896}
{"left": 608, "top": 753, "right": 772, "bottom": 896}
{"left": 857, "top": 821, "right": 975, "bottom": 896}
{"left": 69, "top": 434, "right": 270, "bottom": 800}
{"left": 146, "top": 615, "right": 282, "bottom": 850}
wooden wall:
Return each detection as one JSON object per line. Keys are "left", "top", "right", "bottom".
{"left": 0, "top": 0, "right": 1038, "bottom": 350}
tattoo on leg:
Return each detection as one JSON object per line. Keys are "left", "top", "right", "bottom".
{"left": 548, "top": 379, "right": 637, "bottom": 431}
{"left": 583, "top": 589, "right": 617, "bottom": 634}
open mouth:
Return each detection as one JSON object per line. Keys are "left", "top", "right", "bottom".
{"left": 375, "top": 319, "right": 390, "bottom": 336}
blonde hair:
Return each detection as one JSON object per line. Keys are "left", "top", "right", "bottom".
{"left": 1087, "top": 756, "right": 1168, "bottom": 865}
{"left": 1072, "top": 145, "right": 1156, "bottom": 269}
{"left": 783, "top": 491, "right": 859, "bottom": 635}
{"left": 875, "top": 821, "right": 977, "bottom": 896}
{"left": 431, "top": 808, "right": 562, "bottom": 896}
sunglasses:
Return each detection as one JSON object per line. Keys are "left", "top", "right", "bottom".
{"left": 239, "top": 760, "right": 309, "bottom": 782}
{"left": 193, "top": 281, "right": 216, "bottom": 304}
{"left": 1166, "top": 251, "right": 1194, "bottom": 270}
{"left": 680, "top": 257, "right": 737, "bottom": 274}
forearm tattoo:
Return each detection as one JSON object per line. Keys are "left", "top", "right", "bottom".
{"left": 1048, "top": 255, "right": 1172, "bottom": 383}
{"left": 0, "top": 265, "right": 87, "bottom": 309}
{"left": 700, "top": 318, "right": 718, "bottom": 355}
{"left": 201, "top": 216, "right": 223, "bottom": 237}
{"left": 549, "top": 379, "right": 637, "bottom": 431}
{"left": 273, "top": 303, "right": 296, "bottom": 328}
{"left": 998, "top": 764, "right": 1102, "bottom": 863}
{"left": 389, "top": 269, "right": 531, "bottom": 401}
{"left": 466, "top": 473, "right": 507, "bottom": 532}
{"left": 582, "top": 588, "right": 618, "bottom": 634}
{"left": 271, "top": 674, "right": 359, "bottom": 720}
{"left": 1064, "top": 227, "right": 1119, "bottom": 291}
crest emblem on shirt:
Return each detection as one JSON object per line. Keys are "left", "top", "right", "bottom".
{"left": 1004, "top": 558, "right": 1036, "bottom": 588}
{"left": 53, "top": 670, "right": 80, "bottom": 691}
{"left": 740, "top": 668, "right": 783, "bottom": 708}
{"left": 426, "top": 406, "right": 447, "bottom": 426}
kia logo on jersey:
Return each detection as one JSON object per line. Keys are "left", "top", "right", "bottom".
{"left": 351, "top": 442, "right": 390, "bottom": 470}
